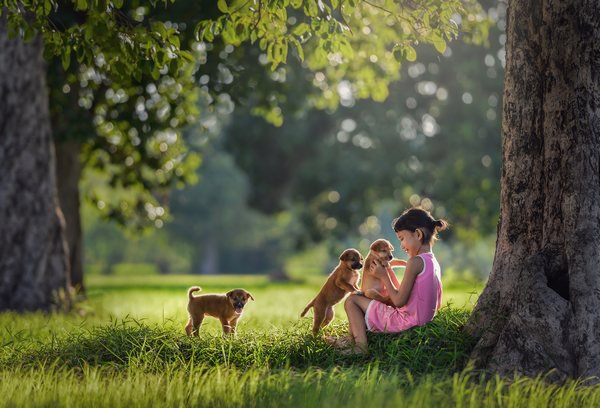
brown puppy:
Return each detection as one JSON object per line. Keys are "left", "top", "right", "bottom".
{"left": 360, "top": 238, "right": 395, "bottom": 305}
{"left": 185, "top": 287, "right": 254, "bottom": 336}
{"left": 301, "top": 248, "right": 363, "bottom": 335}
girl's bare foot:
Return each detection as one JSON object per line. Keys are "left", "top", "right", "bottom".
{"left": 324, "top": 335, "right": 368, "bottom": 355}
{"left": 323, "top": 335, "right": 354, "bottom": 348}
{"left": 340, "top": 345, "right": 369, "bottom": 356}
{"left": 338, "top": 344, "right": 368, "bottom": 355}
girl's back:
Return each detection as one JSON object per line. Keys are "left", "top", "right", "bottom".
{"left": 404, "top": 252, "right": 442, "bottom": 325}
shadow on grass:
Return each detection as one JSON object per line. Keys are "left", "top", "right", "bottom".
{"left": 4, "top": 307, "right": 475, "bottom": 378}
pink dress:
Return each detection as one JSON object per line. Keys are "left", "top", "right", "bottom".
{"left": 365, "top": 252, "right": 442, "bottom": 332}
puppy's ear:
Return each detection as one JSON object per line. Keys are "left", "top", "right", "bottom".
{"left": 246, "top": 292, "right": 255, "bottom": 301}
{"left": 339, "top": 251, "right": 348, "bottom": 262}
{"left": 226, "top": 290, "right": 234, "bottom": 298}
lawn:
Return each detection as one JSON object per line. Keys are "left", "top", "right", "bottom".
{"left": 1, "top": 274, "right": 599, "bottom": 407}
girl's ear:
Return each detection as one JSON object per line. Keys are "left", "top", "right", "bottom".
{"left": 415, "top": 228, "right": 423, "bottom": 242}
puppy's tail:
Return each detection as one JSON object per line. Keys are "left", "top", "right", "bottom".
{"left": 300, "top": 299, "right": 315, "bottom": 317}
{"left": 188, "top": 286, "right": 202, "bottom": 300}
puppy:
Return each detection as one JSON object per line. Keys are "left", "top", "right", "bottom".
{"left": 185, "top": 287, "right": 254, "bottom": 336}
{"left": 301, "top": 248, "right": 363, "bottom": 335}
{"left": 360, "top": 238, "right": 395, "bottom": 305}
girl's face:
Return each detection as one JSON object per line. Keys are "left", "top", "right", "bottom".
{"left": 395, "top": 229, "right": 423, "bottom": 257}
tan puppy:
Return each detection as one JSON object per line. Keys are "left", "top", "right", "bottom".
{"left": 185, "top": 287, "right": 254, "bottom": 336}
{"left": 301, "top": 248, "right": 363, "bottom": 335}
{"left": 360, "top": 238, "right": 395, "bottom": 305}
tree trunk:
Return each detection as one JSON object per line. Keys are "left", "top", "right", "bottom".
{"left": 55, "top": 140, "right": 84, "bottom": 293}
{"left": 0, "top": 16, "right": 71, "bottom": 312}
{"left": 198, "top": 239, "right": 219, "bottom": 274}
{"left": 465, "top": 0, "right": 600, "bottom": 380}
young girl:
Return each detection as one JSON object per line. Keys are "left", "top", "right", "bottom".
{"left": 330, "top": 207, "right": 448, "bottom": 353}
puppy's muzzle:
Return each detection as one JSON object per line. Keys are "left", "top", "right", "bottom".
{"left": 233, "top": 302, "right": 245, "bottom": 314}
{"left": 352, "top": 261, "right": 363, "bottom": 270}
{"left": 386, "top": 255, "right": 393, "bottom": 261}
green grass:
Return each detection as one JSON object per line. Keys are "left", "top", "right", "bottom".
{"left": 2, "top": 308, "right": 473, "bottom": 374}
{"left": 2, "top": 274, "right": 599, "bottom": 407}
{"left": 3, "top": 365, "right": 600, "bottom": 408}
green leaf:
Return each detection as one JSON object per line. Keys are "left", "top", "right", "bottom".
{"left": 339, "top": 39, "right": 353, "bottom": 58}
{"left": 392, "top": 46, "right": 405, "bottom": 62}
{"left": 157, "top": 49, "right": 168, "bottom": 65}
{"left": 293, "top": 23, "right": 310, "bottom": 37}
{"left": 217, "top": 0, "right": 228, "bottom": 13}
{"left": 76, "top": 0, "right": 88, "bottom": 11}
{"left": 204, "top": 24, "right": 215, "bottom": 42}
{"left": 304, "top": 1, "right": 319, "bottom": 17}
{"left": 405, "top": 45, "right": 417, "bottom": 62}
{"left": 281, "top": 39, "right": 288, "bottom": 64}
{"left": 311, "top": 47, "right": 328, "bottom": 68}
{"left": 193, "top": 22, "right": 203, "bottom": 41}
{"left": 235, "top": 24, "right": 245, "bottom": 37}
{"left": 273, "top": 43, "right": 283, "bottom": 62}
{"left": 179, "top": 50, "right": 194, "bottom": 63}
{"left": 432, "top": 34, "right": 447, "bottom": 54}
{"left": 290, "top": 37, "right": 304, "bottom": 61}
{"left": 151, "top": 65, "right": 161, "bottom": 80}
{"left": 43, "top": 0, "right": 53, "bottom": 14}
{"left": 61, "top": 47, "right": 71, "bottom": 70}
{"left": 222, "top": 21, "right": 240, "bottom": 45}
{"left": 23, "top": 25, "right": 34, "bottom": 42}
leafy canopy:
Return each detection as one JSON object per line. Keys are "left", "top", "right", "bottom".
{"left": 196, "top": 0, "right": 490, "bottom": 107}
{"left": 3, "top": 0, "right": 489, "bottom": 111}
{"left": 1, "top": 0, "right": 490, "bottom": 230}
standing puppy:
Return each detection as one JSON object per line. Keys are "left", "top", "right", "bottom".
{"left": 301, "top": 248, "right": 363, "bottom": 335}
{"left": 185, "top": 287, "right": 254, "bottom": 336}
{"left": 360, "top": 238, "right": 395, "bottom": 305}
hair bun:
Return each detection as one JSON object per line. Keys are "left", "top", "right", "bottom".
{"left": 433, "top": 219, "right": 449, "bottom": 231}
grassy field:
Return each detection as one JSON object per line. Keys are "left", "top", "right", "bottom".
{"left": 2, "top": 274, "right": 600, "bottom": 407}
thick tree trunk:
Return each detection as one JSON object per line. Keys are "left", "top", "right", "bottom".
{"left": 55, "top": 140, "right": 84, "bottom": 293}
{"left": 0, "top": 17, "right": 71, "bottom": 311}
{"left": 465, "top": 0, "right": 600, "bottom": 380}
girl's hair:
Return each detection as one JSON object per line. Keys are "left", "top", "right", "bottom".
{"left": 392, "top": 207, "right": 449, "bottom": 244}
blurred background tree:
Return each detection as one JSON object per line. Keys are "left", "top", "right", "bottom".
{"left": 83, "top": 1, "right": 506, "bottom": 282}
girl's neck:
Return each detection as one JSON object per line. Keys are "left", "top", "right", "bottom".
{"left": 417, "top": 244, "right": 431, "bottom": 255}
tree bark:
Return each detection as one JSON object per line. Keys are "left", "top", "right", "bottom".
{"left": 55, "top": 140, "right": 84, "bottom": 293}
{"left": 0, "top": 16, "right": 71, "bottom": 311}
{"left": 465, "top": 0, "right": 600, "bottom": 380}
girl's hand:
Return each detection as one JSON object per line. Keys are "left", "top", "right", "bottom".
{"left": 370, "top": 258, "right": 389, "bottom": 278}
{"left": 390, "top": 258, "right": 407, "bottom": 268}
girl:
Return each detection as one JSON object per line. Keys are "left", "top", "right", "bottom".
{"left": 330, "top": 207, "right": 448, "bottom": 354}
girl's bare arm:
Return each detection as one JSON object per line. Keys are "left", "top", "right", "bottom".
{"left": 390, "top": 258, "right": 407, "bottom": 268}
{"left": 386, "top": 264, "right": 401, "bottom": 288}
{"left": 372, "top": 257, "right": 421, "bottom": 307}
{"left": 387, "top": 259, "right": 406, "bottom": 287}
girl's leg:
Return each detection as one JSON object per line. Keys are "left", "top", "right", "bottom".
{"left": 344, "top": 294, "right": 372, "bottom": 351}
